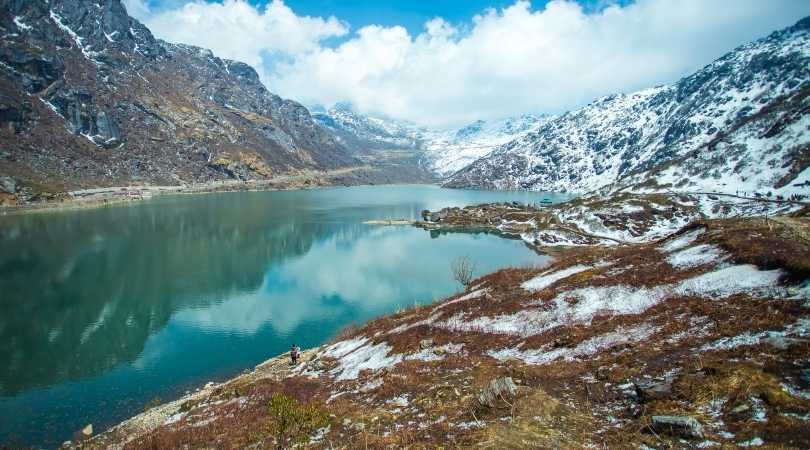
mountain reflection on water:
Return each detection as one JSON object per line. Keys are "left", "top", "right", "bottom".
{"left": 0, "top": 185, "right": 564, "bottom": 447}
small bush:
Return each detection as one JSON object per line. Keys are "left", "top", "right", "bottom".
{"left": 266, "top": 392, "right": 329, "bottom": 448}
{"left": 451, "top": 255, "right": 477, "bottom": 288}
{"left": 143, "top": 396, "right": 162, "bottom": 412}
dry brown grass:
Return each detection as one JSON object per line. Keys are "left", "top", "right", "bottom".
{"left": 703, "top": 217, "right": 810, "bottom": 280}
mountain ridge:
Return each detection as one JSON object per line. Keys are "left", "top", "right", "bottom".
{"left": 311, "top": 104, "right": 550, "bottom": 177}
{"left": 444, "top": 16, "right": 810, "bottom": 197}
{"left": 0, "top": 0, "right": 357, "bottom": 200}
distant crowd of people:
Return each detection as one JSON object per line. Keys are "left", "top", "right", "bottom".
{"left": 735, "top": 190, "right": 805, "bottom": 202}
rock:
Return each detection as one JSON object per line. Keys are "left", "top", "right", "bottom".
{"left": 61, "top": 441, "right": 72, "bottom": 448}
{"left": 351, "top": 422, "right": 365, "bottom": 431}
{"left": 81, "top": 423, "right": 93, "bottom": 437}
{"left": 91, "top": 110, "right": 122, "bottom": 148}
{"left": 477, "top": 376, "right": 518, "bottom": 408}
{"left": 732, "top": 404, "right": 750, "bottom": 414}
{"left": 225, "top": 61, "right": 260, "bottom": 82}
{"left": 595, "top": 366, "right": 610, "bottom": 381}
{"left": 634, "top": 377, "right": 674, "bottom": 402}
{"left": 419, "top": 339, "right": 434, "bottom": 350}
{"left": 308, "top": 359, "right": 326, "bottom": 371}
{"left": 421, "top": 209, "right": 431, "bottom": 221}
{"left": 650, "top": 415, "right": 703, "bottom": 439}
{"left": 0, "top": 176, "right": 16, "bottom": 194}
{"left": 802, "top": 368, "right": 810, "bottom": 384}
{"left": 342, "top": 418, "right": 352, "bottom": 427}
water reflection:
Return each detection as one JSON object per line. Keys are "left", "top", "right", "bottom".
{"left": 0, "top": 192, "right": 340, "bottom": 397}
{"left": 173, "top": 226, "right": 533, "bottom": 336}
{"left": 0, "top": 185, "right": 561, "bottom": 447}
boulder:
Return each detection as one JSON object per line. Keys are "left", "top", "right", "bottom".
{"left": 81, "top": 423, "right": 93, "bottom": 437}
{"left": 595, "top": 366, "right": 610, "bottom": 381}
{"left": 0, "top": 176, "right": 16, "bottom": 194}
{"left": 650, "top": 415, "right": 703, "bottom": 439}
{"left": 419, "top": 339, "right": 434, "bottom": 350}
{"left": 477, "top": 376, "right": 518, "bottom": 408}
{"left": 634, "top": 376, "right": 675, "bottom": 402}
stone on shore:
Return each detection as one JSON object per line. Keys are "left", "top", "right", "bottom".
{"left": 650, "top": 415, "right": 704, "bottom": 439}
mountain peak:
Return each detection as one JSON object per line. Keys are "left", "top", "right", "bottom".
{"left": 0, "top": 0, "right": 357, "bottom": 192}
{"left": 445, "top": 17, "right": 810, "bottom": 196}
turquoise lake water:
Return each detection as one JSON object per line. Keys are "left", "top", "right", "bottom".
{"left": 0, "top": 184, "right": 567, "bottom": 447}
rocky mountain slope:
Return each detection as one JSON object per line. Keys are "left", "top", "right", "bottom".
{"left": 0, "top": 0, "right": 357, "bottom": 199}
{"left": 446, "top": 17, "right": 810, "bottom": 197}
{"left": 312, "top": 103, "right": 549, "bottom": 178}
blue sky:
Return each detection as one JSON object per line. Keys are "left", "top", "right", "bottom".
{"left": 127, "top": 0, "right": 810, "bottom": 127}
{"left": 141, "top": 0, "right": 634, "bottom": 45}
{"left": 280, "top": 0, "right": 629, "bottom": 37}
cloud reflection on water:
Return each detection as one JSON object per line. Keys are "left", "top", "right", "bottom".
{"left": 172, "top": 226, "right": 545, "bottom": 336}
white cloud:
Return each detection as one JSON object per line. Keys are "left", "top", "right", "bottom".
{"left": 127, "top": 0, "right": 810, "bottom": 128}
{"left": 124, "top": 0, "right": 348, "bottom": 81}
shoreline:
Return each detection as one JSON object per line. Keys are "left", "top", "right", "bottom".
{"left": 0, "top": 166, "right": 386, "bottom": 216}
{"left": 82, "top": 346, "right": 322, "bottom": 450}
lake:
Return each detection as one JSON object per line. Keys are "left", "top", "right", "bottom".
{"left": 0, "top": 184, "right": 565, "bottom": 447}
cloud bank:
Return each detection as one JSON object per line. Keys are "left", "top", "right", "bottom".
{"left": 125, "top": 0, "right": 810, "bottom": 128}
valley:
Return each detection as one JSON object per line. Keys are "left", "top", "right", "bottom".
{"left": 1, "top": 1, "right": 809, "bottom": 449}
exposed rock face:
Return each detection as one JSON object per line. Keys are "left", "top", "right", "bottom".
{"left": 445, "top": 17, "right": 810, "bottom": 196}
{"left": 0, "top": 0, "right": 357, "bottom": 193}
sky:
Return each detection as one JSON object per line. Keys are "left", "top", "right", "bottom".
{"left": 123, "top": 0, "right": 810, "bottom": 128}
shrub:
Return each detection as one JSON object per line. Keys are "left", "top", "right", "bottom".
{"left": 266, "top": 392, "right": 329, "bottom": 448}
{"left": 451, "top": 255, "right": 476, "bottom": 288}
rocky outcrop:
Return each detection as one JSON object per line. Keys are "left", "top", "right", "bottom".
{"left": 0, "top": 0, "right": 357, "bottom": 194}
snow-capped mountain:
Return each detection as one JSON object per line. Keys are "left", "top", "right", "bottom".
{"left": 419, "top": 114, "right": 551, "bottom": 177}
{"left": 312, "top": 104, "right": 549, "bottom": 176}
{"left": 311, "top": 103, "right": 423, "bottom": 155}
{"left": 446, "top": 17, "right": 810, "bottom": 196}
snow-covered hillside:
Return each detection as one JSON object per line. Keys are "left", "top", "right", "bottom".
{"left": 419, "top": 115, "right": 551, "bottom": 177}
{"left": 446, "top": 17, "right": 810, "bottom": 197}
{"left": 310, "top": 103, "right": 423, "bottom": 154}
{"left": 311, "top": 104, "right": 548, "bottom": 176}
